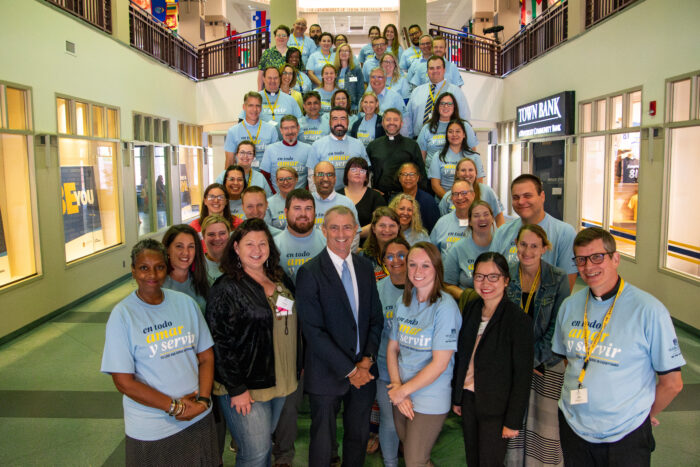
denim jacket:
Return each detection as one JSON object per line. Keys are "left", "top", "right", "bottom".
{"left": 338, "top": 65, "right": 364, "bottom": 111}
{"left": 506, "top": 260, "right": 570, "bottom": 368}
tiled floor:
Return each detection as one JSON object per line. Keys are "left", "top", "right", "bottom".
{"left": 0, "top": 278, "right": 698, "bottom": 466}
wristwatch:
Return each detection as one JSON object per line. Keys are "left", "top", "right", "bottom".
{"left": 364, "top": 353, "right": 376, "bottom": 364}
{"left": 196, "top": 396, "right": 212, "bottom": 409}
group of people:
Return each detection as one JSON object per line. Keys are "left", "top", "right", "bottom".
{"left": 101, "top": 17, "right": 685, "bottom": 467}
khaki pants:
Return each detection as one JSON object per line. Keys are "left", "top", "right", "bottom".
{"left": 392, "top": 408, "right": 448, "bottom": 467}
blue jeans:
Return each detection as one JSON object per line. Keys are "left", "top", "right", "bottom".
{"left": 216, "top": 394, "right": 286, "bottom": 467}
{"left": 376, "top": 379, "right": 400, "bottom": 467}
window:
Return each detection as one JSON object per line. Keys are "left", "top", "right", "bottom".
{"left": 0, "top": 84, "right": 37, "bottom": 287}
{"left": 494, "top": 121, "right": 521, "bottom": 216}
{"left": 579, "top": 89, "right": 642, "bottom": 258}
{"left": 663, "top": 72, "right": 700, "bottom": 280}
{"left": 133, "top": 113, "right": 171, "bottom": 236}
{"left": 57, "top": 96, "right": 121, "bottom": 263}
{"left": 178, "top": 123, "right": 204, "bottom": 221}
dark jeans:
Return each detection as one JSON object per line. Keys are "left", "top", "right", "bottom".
{"left": 460, "top": 390, "right": 507, "bottom": 467}
{"left": 558, "top": 410, "right": 654, "bottom": 467}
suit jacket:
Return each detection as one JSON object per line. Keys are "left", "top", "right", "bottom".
{"left": 452, "top": 296, "right": 534, "bottom": 429}
{"left": 296, "top": 249, "right": 384, "bottom": 395}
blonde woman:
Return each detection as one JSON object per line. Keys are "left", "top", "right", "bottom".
{"left": 389, "top": 193, "right": 430, "bottom": 245}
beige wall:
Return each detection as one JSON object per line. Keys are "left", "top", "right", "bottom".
{"left": 500, "top": 0, "right": 700, "bottom": 327}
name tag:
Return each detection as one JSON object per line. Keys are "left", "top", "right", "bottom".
{"left": 570, "top": 387, "right": 588, "bottom": 405}
{"left": 275, "top": 295, "right": 294, "bottom": 317}
{"left": 252, "top": 160, "right": 260, "bottom": 168}
{"left": 459, "top": 219, "right": 469, "bottom": 227}
{"left": 348, "top": 76, "right": 358, "bottom": 82}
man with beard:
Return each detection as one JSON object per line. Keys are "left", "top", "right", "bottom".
{"left": 366, "top": 108, "right": 427, "bottom": 201}
{"left": 400, "top": 24, "right": 423, "bottom": 72}
{"left": 239, "top": 67, "right": 302, "bottom": 125}
{"left": 309, "top": 24, "right": 322, "bottom": 46}
{"left": 307, "top": 107, "right": 369, "bottom": 191}
{"left": 274, "top": 188, "right": 327, "bottom": 284}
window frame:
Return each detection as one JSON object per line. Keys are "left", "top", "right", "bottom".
{"left": 659, "top": 70, "right": 700, "bottom": 284}
{"left": 177, "top": 122, "right": 205, "bottom": 222}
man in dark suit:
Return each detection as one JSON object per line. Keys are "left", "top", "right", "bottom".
{"left": 296, "top": 205, "right": 384, "bottom": 467}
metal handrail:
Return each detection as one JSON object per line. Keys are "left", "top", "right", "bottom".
{"left": 199, "top": 26, "right": 269, "bottom": 47}
{"left": 429, "top": 23, "right": 496, "bottom": 42}
{"left": 129, "top": 1, "right": 198, "bottom": 50}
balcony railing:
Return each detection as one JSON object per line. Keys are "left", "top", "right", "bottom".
{"left": 45, "top": 0, "right": 112, "bottom": 34}
{"left": 500, "top": 1, "right": 568, "bottom": 76}
{"left": 198, "top": 28, "right": 270, "bottom": 80}
{"left": 129, "top": 2, "right": 198, "bottom": 80}
{"left": 585, "top": 0, "right": 639, "bottom": 28}
{"left": 429, "top": 26, "right": 499, "bottom": 76}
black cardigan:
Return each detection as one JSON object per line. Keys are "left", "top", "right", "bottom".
{"left": 205, "top": 272, "right": 301, "bottom": 397}
{"left": 452, "top": 296, "right": 534, "bottom": 429}
{"left": 349, "top": 113, "right": 385, "bottom": 140}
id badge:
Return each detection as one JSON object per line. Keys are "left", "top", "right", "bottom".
{"left": 570, "top": 387, "right": 588, "bottom": 405}
{"left": 252, "top": 159, "right": 260, "bottom": 168}
{"left": 348, "top": 76, "right": 358, "bottom": 83}
{"left": 275, "top": 295, "right": 294, "bottom": 317}
{"left": 459, "top": 219, "right": 469, "bottom": 227}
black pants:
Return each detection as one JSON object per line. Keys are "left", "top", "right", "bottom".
{"left": 558, "top": 410, "right": 654, "bottom": 467}
{"left": 272, "top": 378, "right": 304, "bottom": 464}
{"left": 460, "top": 390, "right": 507, "bottom": 467}
{"left": 308, "top": 380, "right": 376, "bottom": 467}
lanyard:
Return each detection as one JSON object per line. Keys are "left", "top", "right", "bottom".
{"left": 243, "top": 121, "right": 261, "bottom": 145}
{"left": 578, "top": 279, "right": 625, "bottom": 388}
{"left": 519, "top": 265, "right": 540, "bottom": 314}
{"left": 428, "top": 81, "right": 447, "bottom": 104}
{"left": 246, "top": 169, "right": 253, "bottom": 185}
{"left": 264, "top": 91, "right": 280, "bottom": 120}
{"left": 412, "top": 47, "right": 420, "bottom": 58}
{"left": 292, "top": 35, "right": 303, "bottom": 52}
{"left": 321, "top": 52, "right": 332, "bottom": 65}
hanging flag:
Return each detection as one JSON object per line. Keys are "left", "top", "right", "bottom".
{"left": 532, "top": 0, "right": 543, "bottom": 20}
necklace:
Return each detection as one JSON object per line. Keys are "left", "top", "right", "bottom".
{"left": 136, "top": 289, "right": 164, "bottom": 304}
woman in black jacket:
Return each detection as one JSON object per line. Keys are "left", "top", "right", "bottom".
{"left": 452, "top": 252, "right": 534, "bottom": 466}
{"left": 206, "top": 218, "right": 299, "bottom": 466}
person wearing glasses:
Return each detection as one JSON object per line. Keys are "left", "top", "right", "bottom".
{"left": 230, "top": 141, "right": 273, "bottom": 198}
{"left": 399, "top": 24, "right": 423, "bottom": 72}
{"left": 260, "top": 115, "right": 311, "bottom": 192}
{"left": 490, "top": 174, "right": 579, "bottom": 290}
{"left": 190, "top": 183, "right": 242, "bottom": 242}
{"left": 405, "top": 35, "right": 434, "bottom": 90}
{"left": 394, "top": 162, "right": 440, "bottom": 232}
{"left": 380, "top": 52, "right": 410, "bottom": 101}
{"left": 222, "top": 92, "right": 279, "bottom": 180}
{"left": 430, "top": 179, "right": 476, "bottom": 256}
{"left": 552, "top": 227, "right": 684, "bottom": 466}
{"left": 279, "top": 63, "right": 304, "bottom": 111}
{"left": 452, "top": 251, "right": 534, "bottom": 467}
{"left": 287, "top": 18, "right": 316, "bottom": 63}
{"left": 258, "top": 25, "right": 291, "bottom": 90}
{"left": 375, "top": 237, "right": 410, "bottom": 467}
{"left": 337, "top": 157, "right": 386, "bottom": 238}
{"left": 367, "top": 67, "right": 406, "bottom": 115}
{"left": 309, "top": 161, "right": 359, "bottom": 234}
{"left": 362, "top": 36, "right": 389, "bottom": 82}
{"left": 306, "top": 107, "right": 369, "bottom": 191}
{"left": 501, "top": 224, "right": 570, "bottom": 466}
{"left": 408, "top": 36, "right": 463, "bottom": 88}
{"left": 358, "top": 26, "right": 381, "bottom": 66}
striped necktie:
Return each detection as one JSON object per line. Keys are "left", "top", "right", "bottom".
{"left": 423, "top": 83, "right": 436, "bottom": 124}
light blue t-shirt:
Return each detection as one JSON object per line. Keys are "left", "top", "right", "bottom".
{"left": 238, "top": 90, "right": 302, "bottom": 124}
{"left": 217, "top": 170, "right": 271, "bottom": 197}
{"left": 374, "top": 87, "right": 406, "bottom": 114}
{"left": 162, "top": 275, "right": 206, "bottom": 313}
{"left": 306, "top": 51, "right": 336, "bottom": 80}
{"left": 223, "top": 120, "right": 279, "bottom": 167}
{"left": 490, "top": 213, "right": 578, "bottom": 275}
{"left": 399, "top": 45, "right": 421, "bottom": 72}
{"left": 314, "top": 87, "right": 339, "bottom": 116}
{"left": 362, "top": 55, "right": 381, "bottom": 82}
{"left": 417, "top": 121, "right": 479, "bottom": 171}
{"left": 386, "top": 74, "right": 411, "bottom": 100}
{"left": 389, "top": 289, "right": 462, "bottom": 415}
{"left": 377, "top": 276, "right": 404, "bottom": 382}
{"left": 260, "top": 141, "right": 311, "bottom": 191}
{"left": 355, "top": 114, "right": 377, "bottom": 146}
{"left": 439, "top": 183, "right": 504, "bottom": 217}
{"left": 274, "top": 228, "right": 327, "bottom": 283}
{"left": 101, "top": 290, "right": 214, "bottom": 441}
{"left": 312, "top": 191, "right": 359, "bottom": 228}
{"left": 358, "top": 43, "right": 374, "bottom": 65}
{"left": 204, "top": 257, "right": 222, "bottom": 285}
{"left": 406, "top": 57, "right": 428, "bottom": 87}
{"left": 428, "top": 148, "right": 485, "bottom": 192}
{"left": 403, "top": 227, "right": 431, "bottom": 246}
{"left": 307, "top": 135, "right": 369, "bottom": 190}
{"left": 404, "top": 80, "right": 471, "bottom": 137}
{"left": 408, "top": 59, "right": 464, "bottom": 88}
{"left": 287, "top": 34, "right": 317, "bottom": 63}
{"left": 267, "top": 193, "right": 288, "bottom": 230}
{"left": 443, "top": 233, "right": 491, "bottom": 289}
{"left": 293, "top": 71, "right": 313, "bottom": 93}
{"left": 298, "top": 116, "right": 329, "bottom": 145}
{"left": 552, "top": 283, "right": 685, "bottom": 443}
{"left": 430, "top": 211, "right": 470, "bottom": 256}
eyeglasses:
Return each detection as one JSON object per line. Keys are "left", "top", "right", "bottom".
{"left": 399, "top": 172, "right": 418, "bottom": 178}
{"left": 572, "top": 252, "right": 614, "bottom": 267}
{"left": 237, "top": 151, "right": 254, "bottom": 157}
{"left": 453, "top": 190, "right": 475, "bottom": 198}
{"left": 419, "top": 42, "right": 432, "bottom": 47}
{"left": 276, "top": 33, "right": 288, "bottom": 38}
{"left": 277, "top": 176, "right": 295, "bottom": 183}
{"left": 474, "top": 273, "right": 503, "bottom": 282}
{"left": 226, "top": 177, "right": 244, "bottom": 183}
{"left": 315, "top": 172, "right": 335, "bottom": 178}
{"left": 281, "top": 71, "right": 294, "bottom": 76}
{"left": 370, "top": 75, "right": 385, "bottom": 80}
{"left": 385, "top": 253, "right": 406, "bottom": 262}
{"left": 206, "top": 195, "right": 226, "bottom": 201}
{"left": 349, "top": 167, "right": 367, "bottom": 174}
{"left": 439, "top": 102, "right": 454, "bottom": 107}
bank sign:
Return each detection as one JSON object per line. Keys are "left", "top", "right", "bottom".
{"left": 516, "top": 91, "right": 575, "bottom": 139}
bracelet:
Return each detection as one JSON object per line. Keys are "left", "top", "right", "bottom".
{"left": 175, "top": 399, "right": 185, "bottom": 416}
{"left": 196, "top": 396, "right": 212, "bottom": 409}
{"left": 167, "top": 399, "right": 177, "bottom": 415}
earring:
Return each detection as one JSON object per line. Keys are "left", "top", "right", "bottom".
{"left": 237, "top": 258, "right": 241, "bottom": 269}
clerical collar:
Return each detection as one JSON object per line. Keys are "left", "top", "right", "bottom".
{"left": 282, "top": 139, "right": 298, "bottom": 147}
{"left": 388, "top": 135, "right": 397, "bottom": 141}
{"left": 591, "top": 275, "right": 621, "bottom": 301}
{"left": 265, "top": 90, "right": 277, "bottom": 97}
